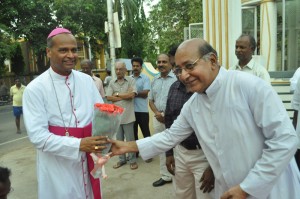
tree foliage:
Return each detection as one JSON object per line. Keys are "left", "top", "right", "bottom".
{"left": 0, "top": 0, "right": 56, "bottom": 73}
{"left": 117, "top": 0, "right": 147, "bottom": 59}
{"left": 0, "top": 0, "right": 108, "bottom": 74}
{"left": 54, "top": 0, "right": 107, "bottom": 59}
{"left": 143, "top": 0, "right": 202, "bottom": 65}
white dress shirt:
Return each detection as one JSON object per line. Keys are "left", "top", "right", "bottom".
{"left": 137, "top": 67, "right": 300, "bottom": 199}
{"left": 231, "top": 58, "right": 271, "bottom": 82}
{"left": 23, "top": 68, "right": 103, "bottom": 199}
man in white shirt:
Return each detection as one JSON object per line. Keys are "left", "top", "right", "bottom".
{"left": 109, "top": 38, "right": 300, "bottom": 199}
{"left": 231, "top": 34, "right": 270, "bottom": 82}
{"left": 290, "top": 67, "right": 300, "bottom": 92}
{"left": 23, "top": 27, "right": 107, "bottom": 199}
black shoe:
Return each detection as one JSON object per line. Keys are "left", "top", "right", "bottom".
{"left": 152, "top": 178, "right": 172, "bottom": 187}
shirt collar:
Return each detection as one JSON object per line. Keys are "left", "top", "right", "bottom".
{"left": 49, "top": 67, "right": 73, "bottom": 81}
{"left": 157, "top": 71, "right": 176, "bottom": 79}
{"left": 205, "top": 67, "right": 225, "bottom": 98}
{"left": 236, "top": 58, "right": 254, "bottom": 70}
{"left": 113, "top": 76, "right": 128, "bottom": 82}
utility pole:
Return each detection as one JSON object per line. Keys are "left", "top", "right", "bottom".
{"left": 107, "top": 0, "right": 116, "bottom": 79}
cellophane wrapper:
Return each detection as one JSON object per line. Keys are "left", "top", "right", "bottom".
{"left": 91, "top": 103, "right": 124, "bottom": 178}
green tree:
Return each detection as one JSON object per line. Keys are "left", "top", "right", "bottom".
{"left": 0, "top": 0, "right": 56, "bottom": 73}
{"left": 114, "top": 0, "right": 139, "bottom": 23}
{"left": 143, "top": 0, "right": 202, "bottom": 65}
{"left": 11, "top": 44, "right": 25, "bottom": 75}
{"left": 1, "top": 0, "right": 108, "bottom": 73}
{"left": 118, "top": 0, "right": 147, "bottom": 58}
{"left": 54, "top": 0, "right": 108, "bottom": 59}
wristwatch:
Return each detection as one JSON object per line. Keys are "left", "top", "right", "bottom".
{"left": 116, "top": 93, "right": 119, "bottom": 97}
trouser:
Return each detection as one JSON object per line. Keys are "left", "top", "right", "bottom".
{"left": 174, "top": 145, "right": 213, "bottom": 199}
{"left": 153, "top": 117, "right": 172, "bottom": 181}
{"left": 134, "top": 112, "right": 151, "bottom": 140}
{"left": 116, "top": 122, "right": 136, "bottom": 164}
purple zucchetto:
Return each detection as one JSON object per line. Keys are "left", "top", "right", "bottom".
{"left": 47, "top": 27, "right": 72, "bottom": 39}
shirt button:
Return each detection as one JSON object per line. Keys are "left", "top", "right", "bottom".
{"left": 77, "top": 121, "right": 80, "bottom": 123}
{"left": 74, "top": 108, "right": 76, "bottom": 111}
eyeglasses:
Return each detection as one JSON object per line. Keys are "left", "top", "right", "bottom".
{"left": 174, "top": 57, "right": 200, "bottom": 76}
{"left": 174, "top": 53, "right": 213, "bottom": 76}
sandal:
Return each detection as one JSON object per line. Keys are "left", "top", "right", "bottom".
{"left": 113, "top": 161, "right": 126, "bottom": 169}
{"left": 130, "top": 162, "right": 138, "bottom": 170}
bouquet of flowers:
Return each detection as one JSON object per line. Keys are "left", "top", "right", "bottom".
{"left": 90, "top": 103, "right": 124, "bottom": 179}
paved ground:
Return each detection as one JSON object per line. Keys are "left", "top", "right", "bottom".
{"left": 1, "top": 139, "right": 174, "bottom": 199}
{"left": 0, "top": 104, "right": 174, "bottom": 199}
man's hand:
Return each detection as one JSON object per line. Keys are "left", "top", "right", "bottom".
{"left": 79, "top": 136, "right": 108, "bottom": 153}
{"left": 166, "top": 156, "right": 175, "bottom": 175}
{"left": 109, "top": 139, "right": 139, "bottom": 156}
{"left": 155, "top": 112, "right": 165, "bottom": 123}
{"left": 220, "top": 185, "right": 248, "bottom": 199}
{"left": 200, "top": 166, "right": 215, "bottom": 193}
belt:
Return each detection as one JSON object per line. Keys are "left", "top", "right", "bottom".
{"left": 48, "top": 123, "right": 92, "bottom": 138}
{"left": 180, "top": 142, "right": 201, "bottom": 150}
{"left": 48, "top": 123, "right": 102, "bottom": 199}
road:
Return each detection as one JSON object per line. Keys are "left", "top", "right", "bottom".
{"left": 0, "top": 105, "right": 173, "bottom": 199}
{"left": 0, "top": 105, "right": 38, "bottom": 199}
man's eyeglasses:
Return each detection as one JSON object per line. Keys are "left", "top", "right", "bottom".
{"left": 174, "top": 57, "right": 200, "bottom": 76}
{"left": 174, "top": 53, "right": 212, "bottom": 76}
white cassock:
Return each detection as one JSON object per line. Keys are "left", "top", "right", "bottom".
{"left": 137, "top": 67, "right": 300, "bottom": 199}
{"left": 23, "top": 67, "right": 103, "bottom": 199}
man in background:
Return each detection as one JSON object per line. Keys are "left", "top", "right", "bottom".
{"left": 0, "top": 80, "right": 9, "bottom": 102}
{"left": 80, "top": 59, "right": 105, "bottom": 98}
{"left": 131, "top": 57, "right": 152, "bottom": 162}
{"left": 149, "top": 53, "right": 176, "bottom": 187}
{"left": 103, "top": 69, "right": 112, "bottom": 94}
{"left": 10, "top": 77, "right": 26, "bottom": 134}
{"left": 106, "top": 61, "right": 138, "bottom": 170}
{"left": 290, "top": 67, "right": 300, "bottom": 92}
{"left": 231, "top": 34, "right": 270, "bottom": 82}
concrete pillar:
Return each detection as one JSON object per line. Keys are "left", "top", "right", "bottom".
{"left": 203, "top": 0, "right": 242, "bottom": 68}
{"left": 260, "top": 0, "right": 277, "bottom": 71}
